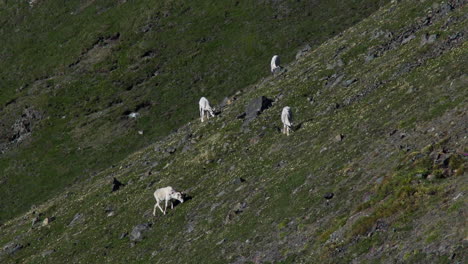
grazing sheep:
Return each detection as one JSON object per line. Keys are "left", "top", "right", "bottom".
{"left": 199, "top": 97, "right": 215, "bottom": 122}
{"left": 281, "top": 106, "right": 293, "bottom": 136}
{"left": 271, "top": 55, "right": 280, "bottom": 73}
{"left": 153, "top": 186, "right": 184, "bottom": 216}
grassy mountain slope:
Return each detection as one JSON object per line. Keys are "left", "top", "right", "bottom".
{"left": 0, "top": 0, "right": 389, "bottom": 221}
{"left": 1, "top": 0, "right": 467, "bottom": 263}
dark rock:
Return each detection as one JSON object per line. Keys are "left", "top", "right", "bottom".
{"left": 236, "top": 113, "right": 246, "bottom": 119}
{"left": 216, "top": 238, "right": 226, "bottom": 245}
{"left": 243, "top": 96, "right": 273, "bottom": 127}
{"left": 129, "top": 223, "right": 152, "bottom": 242}
{"left": 233, "top": 202, "right": 247, "bottom": 214}
{"left": 365, "top": 54, "right": 376, "bottom": 62}
{"left": 232, "top": 177, "right": 246, "bottom": 184}
{"left": 449, "top": 32, "right": 462, "bottom": 42}
{"left": 420, "top": 33, "right": 438, "bottom": 45}
{"left": 165, "top": 146, "right": 176, "bottom": 154}
{"left": 219, "top": 97, "right": 230, "bottom": 109}
{"left": 181, "top": 144, "right": 192, "bottom": 153}
{"left": 3, "top": 242, "right": 24, "bottom": 255}
{"left": 32, "top": 217, "right": 40, "bottom": 226}
{"left": 272, "top": 66, "right": 282, "bottom": 75}
{"left": 439, "top": 3, "right": 453, "bottom": 15}
{"left": 276, "top": 160, "right": 287, "bottom": 169}
{"left": 401, "top": 34, "right": 416, "bottom": 45}
{"left": 224, "top": 202, "right": 247, "bottom": 224}
{"left": 112, "top": 177, "right": 125, "bottom": 192}
{"left": 69, "top": 213, "right": 84, "bottom": 226}
{"left": 342, "top": 78, "right": 358, "bottom": 87}
{"left": 10, "top": 107, "right": 43, "bottom": 143}
{"left": 42, "top": 216, "right": 55, "bottom": 226}
{"left": 334, "top": 134, "right": 344, "bottom": 142}
{"left": 323, "top": 193, "right": 334, "bottom": 199}
{"left": 295, "top": 44, "right": 312, "bottom": 59}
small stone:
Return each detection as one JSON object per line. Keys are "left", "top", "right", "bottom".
{"left": 365, "top": 54, "right": 376, "bottom": 62}
{"left": 427, "top": 174, "right": 436, "bottom": 181}
{"left": 119, "top": 232, "right": 128, "bottom": 239}
{"left": 165, "top": 147, "right": 176, "bottom": 154}
{"left": 69, "top": 213, "right": 84, "bottom": 226}
{"left": 236, "top": 113, "right": 246, "bottom": 119}
{"left": 112, "top": 177, "right": 125, "bottom": 192}
{"left": 401, "top": 34, "right": 415, "bottom": 45}
{"left": 41, "top": 249, "right": 55, "bottom": 257}
{"left": 334, "top": 134, "right": 344, "bottom": 142}
{"left": 32, "top": 217, "right": 40, "bottom": 226}
{"left": 42, "top": 217, "right": 55, "bottom": 226}
{"left": 324, "top": 193, "right": 334, "bottom": 199}
{"left": 232, "top": 178, "right": 246, "bottom": 184}
{"left": 130, "top": 223, "right": 152, "bottom": 242}
{"left": 342, "top": 78, "right": 357, "bottom": 87}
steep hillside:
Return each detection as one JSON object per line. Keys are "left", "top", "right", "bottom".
{"left": 0, "top": 0, "right": 389, "bottom": 221}
{"left": 1, "top": 0, "right": 467, "bottom": 263}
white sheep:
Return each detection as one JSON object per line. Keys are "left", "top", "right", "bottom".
{"left": 271, "top": 55, "right": 280, "bottom": 73}
{"left": 199, "top": 97, "right": 215, "bottom": 122}
{"left": 281, "top": 106, "right": 293, "bottom": 136}
{"left": 153, "top": 186, "right": 184, "bottom": 216}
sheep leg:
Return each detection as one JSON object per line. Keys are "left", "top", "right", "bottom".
{"left": 153, "top": 203, "right": 158, "bottom": 216}
{"left": 200, "top": 108, "right": 204, "bottom": 122}
{"left": 157, "top": 201, "right": 165, "bottom": 214}
{"left": 164, "top": 199, "right": 168, "bottom": 215}
{"left": 171, "top": 201, "right": 174, "bottom": 209}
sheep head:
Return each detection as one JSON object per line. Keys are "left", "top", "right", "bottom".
{"left": 171, "top": 192, "right": 184, "bottom": 203}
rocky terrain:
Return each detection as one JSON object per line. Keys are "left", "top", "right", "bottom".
{"left": 0, "top": 0, "right": 388, "bottom": 221}
{"left": 0, "top": 0, "right": 467, "bottom": 263}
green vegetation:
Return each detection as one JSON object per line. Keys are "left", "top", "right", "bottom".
{"left": 0, "top": 0, "right": 466, "bottom": 263}
{"left": 0, "top": 0, "right": 389, "bottom": 221}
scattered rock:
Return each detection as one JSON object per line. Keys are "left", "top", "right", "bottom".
{"left": 334, "top": 134, "right": 344, "bottom": 142}
{"left": 365, "top": 53, "right": 376, "bottom": 62}
{"left": 324, "top": 193, "right": 334, "bottom": 199}
{"left": 232, "top": 177, "right": 246, "bottom": 184}
{"left": 42, "top": 217, "right": 55, "bottom": 226}
{"left": 244, "top": 96, "right": 273, "bottom": 122}
{"left": 112, "top": 177, "right": 125, "bottom": 192}
{"left": 2, "top": 242, "right": 24, "bottom": 255}
{"left": 219, "top": 97, "right": 231, "bottom": 109}
{"left": 119, "top": 232, "right": 128, "bottom": 239}
{"left": 41, "top": 249, "right": 55, "bottom": 257}
{"left": 10, "top": 107, "right": 43, "bottom": 143}
{"left": 216, "top": 238, "right": 226, "bottom": 245}
{"left": 31, "top": 217, "right": 40, "bottom": 226}
{"left": 295, "top": 44, "right": 312, "bottom": 59}
{"left": 342, "top": 78, "right": 358, "bottom": 87}
{"left": 129, "top": 223, "right": 152, "bottom": 242}
{"left": 420, "top": 33, "right": 438, "bottom": 45}
{"left": 165, "top": 146, "right": 177, "bottom": 154}
{"left": 236, "top": 112, "right": 246, "bottom": 119}
{"left": 225, "top": 202, "right": 247, "bottom": 224}
{"left": 401, "top": 34, "right": 416, "bottom": 45}
{"left": 128, "top": 112, "right": 139, "bottom": 118}
{"left": 276, "top": 160, "right": 287, "bottom": 169}
{"left": 69, "top": 213, "right": 84, "bottom": 226}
